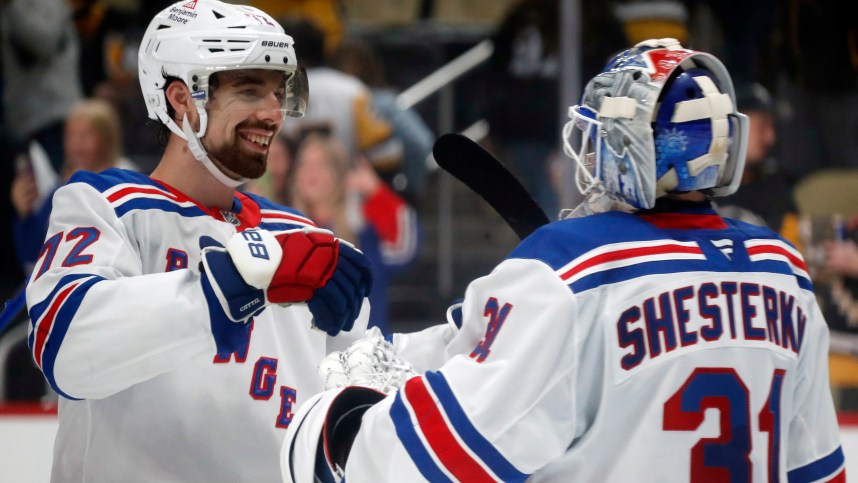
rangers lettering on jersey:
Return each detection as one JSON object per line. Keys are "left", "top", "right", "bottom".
{"left": 616, "top": 280, "right": 806, "bottom": 373}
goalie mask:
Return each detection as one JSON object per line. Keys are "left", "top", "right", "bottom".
{"left": 563, "top": 38, "right": 748, "bottom": 214}
{"left": 138, "top": 0, "right": 309, "bottom": 187}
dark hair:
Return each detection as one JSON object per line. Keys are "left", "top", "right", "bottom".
{"left": 151, "top": 77, "right": 182, "bottom": 146}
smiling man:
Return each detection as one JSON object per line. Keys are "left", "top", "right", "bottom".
{"left": 161, "top": 68, "right": 291, "bottom": 183}
{"left": 23, "top": 1, "right": 374, "bottom": 481}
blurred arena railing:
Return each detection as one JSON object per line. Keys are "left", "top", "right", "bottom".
{"left": 395, "top": 39, "right": 494, "bottom": 297}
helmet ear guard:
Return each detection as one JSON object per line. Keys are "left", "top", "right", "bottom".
{"left": 563, "top": 39, "right": 748, "bottom": 212}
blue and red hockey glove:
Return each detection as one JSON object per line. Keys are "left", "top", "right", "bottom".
{"left": 308, "top": 239, "right": 373, "bottom": 336}
{"left": 199, "top": 228, "right": 338, "bottom": 353}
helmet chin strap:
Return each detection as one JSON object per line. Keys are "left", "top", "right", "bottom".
{"left": 178, "top": 112, "right": 247, "bottom": 189}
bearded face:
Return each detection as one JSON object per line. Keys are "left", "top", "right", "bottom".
{"left": 201, "top": 69, "right": 287, "bottom": 180}
{"left": 203, "top": 117, "right": 279, "bottom": 179}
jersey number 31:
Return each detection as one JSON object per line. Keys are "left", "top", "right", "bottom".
{"left": 664, "top": 367, "right": 785, "bottom": 482}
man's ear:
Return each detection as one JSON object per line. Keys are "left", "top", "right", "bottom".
{"left": 165, "top": 81, "right": 196, "bottom": 125}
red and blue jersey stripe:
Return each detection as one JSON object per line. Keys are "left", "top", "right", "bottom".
{"left": 508, "top": 208, "right": 813, "bottom": 294}
{"left": 70, "top": 169, "right": 316, "bottom": 232}
{"left": 390, "top": 371, "right": 528, "bottom": 482}
{"left": 27, "top": 273, "right": 105, "bottom": 400}
{"left": 787, "top": 446, "right": 845, "bottom": 482}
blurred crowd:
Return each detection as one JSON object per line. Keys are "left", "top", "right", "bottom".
{"left": 1, "top": 0, "right": 857, "bottom": 340}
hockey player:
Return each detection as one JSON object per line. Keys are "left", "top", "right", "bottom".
{"left": 24, "top": 1, "right": 378, "bottom": 481}
{"left": 281, "top": 39, "right": 845, "bottom": 482}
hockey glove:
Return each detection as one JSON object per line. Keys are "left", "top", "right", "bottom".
{"left": 199, "top": 234, "right": 263, "bottom": 355}
{"left": 199, "top": 228, "right": 339, "bottom": 353}
{"left": 201, "top": 227, "right": 340, "bottom": 320}
{"left": 267, "top": 228, "right": 339, "bottom": 304}
{"left": 318, "top": 327, "right": 417, "bottom": 394}
{"left": 308, "top": 239, "right": 373, "bottom": 336}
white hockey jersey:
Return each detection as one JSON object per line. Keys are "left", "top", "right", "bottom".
{"left": 291, "top": 204, "right": 845, "bottom": 482}
{"left": 25, "top": 168, "right": 373, "bottom": 482}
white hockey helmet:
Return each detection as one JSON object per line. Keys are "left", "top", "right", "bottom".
{"left": 563, "top": 38, "right": 748, "bottom": 213}
{"left": 138, "top": 0, "right": 308, "bottom": 187}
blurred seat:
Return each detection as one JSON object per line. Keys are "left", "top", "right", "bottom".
{"left": 793, "top": 168, "right": 858, "bottom": 217}
{"left": 829, "top": 353, "right": 858, "bottom": 385}
{"left": 343, "top": 0, "right": 420, "bottom": 26}
{"left": 433, "top": 0, "right": 514, "bottom": 26}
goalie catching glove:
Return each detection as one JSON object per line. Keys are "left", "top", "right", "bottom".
{"left": 286, "top": 328, "right": 414, "bottom": 483}
{"left": 318, "top": 327, "right": 417, "bottom": 394}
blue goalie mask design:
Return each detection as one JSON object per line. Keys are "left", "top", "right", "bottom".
{"left": 563, "top": 39, "right": 749, "bottom": 212}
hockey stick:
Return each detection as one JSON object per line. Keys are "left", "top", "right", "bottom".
{"left": 432, "top": 133, "right": 550, "bottom": 240}
{"left": 0, "top": 284, "right": 27, "bottom": 336}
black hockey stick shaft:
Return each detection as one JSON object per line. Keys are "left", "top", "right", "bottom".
{"left": 432, "top": 133, "right": 550, "bottom": 240}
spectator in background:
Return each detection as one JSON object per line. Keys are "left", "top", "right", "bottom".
{"left": 290, "top": 133, "right": 420, "bottom": 334}
{"left": 817, "top": 215, "right": 858, "bottom": 335}
{"left": 278, "top": 17, "right": 404, "bottom": 179}
{"left": 487, "top": 0, "right": 626, "bottom": 218}
{"left": 10, "top": 99, "right": 135, "bottom": 272}
{"left": 75, "top": 0, "right": 164, "bottom": 173}
{"left": 824, "top": 228, "right": 858, "bottom": 279}
{"left": 715, "top": 82, "right": 800, "bottom": 245}
{"left": 773, "top": 0, "right": 858, "bottom": 183}
{"left": 70, "top": 0, "right": 136, "bottom": 97}
{"left": 330, "top": 38, "right": 435, "bottom": 204}
{"left": 0, "top": 0, "right": 83, "bottom": 172}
